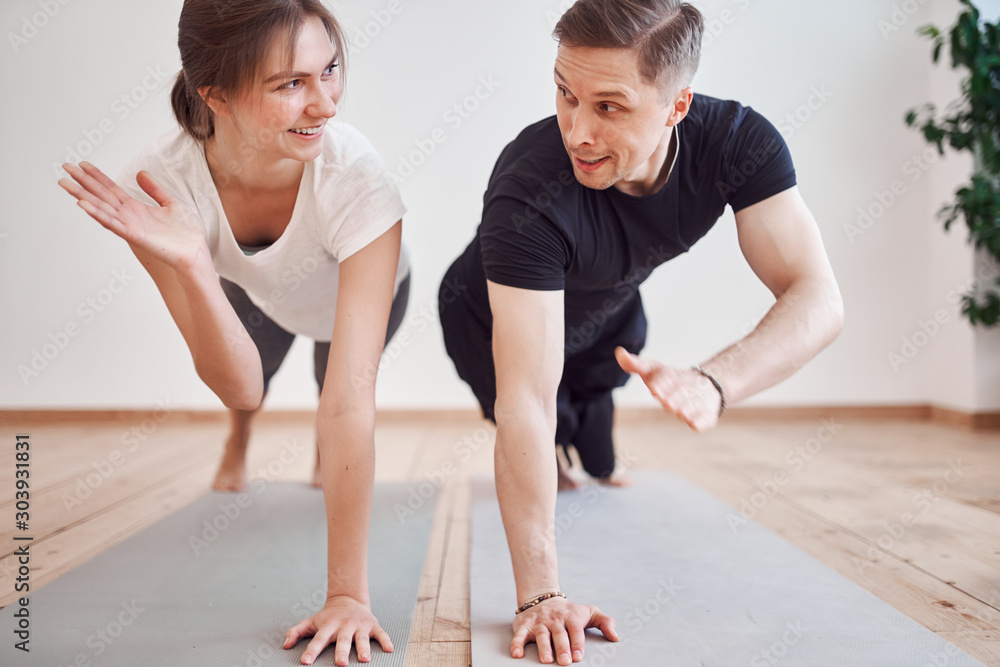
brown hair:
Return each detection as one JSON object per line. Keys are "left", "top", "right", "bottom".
{"left": 170, "top": 0, "right": 347, "bottom": 141}
{"left": 553, "top": 0, "right": 704, "bottom": 99}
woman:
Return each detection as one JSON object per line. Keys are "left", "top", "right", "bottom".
{"left": 57, "top": 1, "right": 405, "bottom": 664}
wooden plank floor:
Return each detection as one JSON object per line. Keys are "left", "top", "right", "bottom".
{"left": 0, "top": 412, "right": 998, "bottom": 665}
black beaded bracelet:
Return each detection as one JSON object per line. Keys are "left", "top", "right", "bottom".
{"left": 515, "top": 591, "right": 565, "bottom": 615}
{"left": 692, "top": 365, "right": 727, "bottom": 417}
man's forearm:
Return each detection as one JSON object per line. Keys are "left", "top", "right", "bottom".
{"left": 494, "top": 402, "right": 560, "bottom": 605}
{"left": 318, "top": 406, "right": 376, "bottom": 602}
{"left": 704, "top": 277, "right": 843, "bottom": 404}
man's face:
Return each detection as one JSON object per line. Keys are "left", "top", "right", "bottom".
{"left": 554, "top": 44, "right": 681, "bottom": 192}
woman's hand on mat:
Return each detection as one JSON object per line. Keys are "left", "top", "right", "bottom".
{"left": 511, "top": 598, "right": 618, "bottom": 665}
{"left": 58, "top": 162, "right": 209, "bottom": 273}
{"left": 615, "top": 347, "right": 722, "bottom": 432}
{"left": 283, "top": 595, "right": 392, "bottom": 666}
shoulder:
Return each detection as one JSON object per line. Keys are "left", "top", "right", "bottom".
{"left": 117, "top": 126, "right": 208, "bottom": 203}
{"left": 487, "top": 116, "right": 575, "bottom": 201}
{"left": 686, "top": 93, "right": 784, "bottom": 150}
{"left": 314, "top": 121, "right": 385, "bottom": 177}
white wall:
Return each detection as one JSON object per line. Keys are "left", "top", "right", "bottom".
{"left": 0, "top": 0, "right": 995, "bottom": 411}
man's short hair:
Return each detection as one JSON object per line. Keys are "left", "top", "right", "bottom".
{"left": 553, "top": 0, "right": 704, "bottom": 100}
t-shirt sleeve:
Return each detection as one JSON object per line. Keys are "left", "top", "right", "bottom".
{"left": 718, "top": 107, "right": 797, "bottom": 212}
{"left": 325, "top": 149, "right": 406, "bottom": 261}
{"left": 479, "top": 178, "right": 570, "bottom": 291}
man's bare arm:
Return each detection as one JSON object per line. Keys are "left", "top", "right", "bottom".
{"left": 489, "top": 280, "right": 617, "bottom": 666}
{"left": 617, "top": 186, "right": 844, "bottom": 429}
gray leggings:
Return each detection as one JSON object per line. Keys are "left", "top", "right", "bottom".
{"left": 220, "top": 273, "right": 411, "bottom": 394}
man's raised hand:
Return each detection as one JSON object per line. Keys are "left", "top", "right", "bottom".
{"left": 615, "top": 347, "right": 722, "bottom": 432}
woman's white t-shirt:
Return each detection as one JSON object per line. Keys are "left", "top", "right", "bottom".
{"left": 119, "top": 121, "right": 408, "bottom": 341}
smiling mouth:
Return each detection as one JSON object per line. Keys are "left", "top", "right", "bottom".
{"left": 574, "top": 155, "right": 609, "bottom": 171}
{"left": 289, "top": 124, "right": 325, "bottom": 135}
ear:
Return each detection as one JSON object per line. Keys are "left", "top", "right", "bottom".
{"left": 197, "top": 86, "right": 231, "bottom": 117}
{"left": 666, "top": 87, "right": 693, "bottom": 127}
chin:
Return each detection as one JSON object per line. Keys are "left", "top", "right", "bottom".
{"left": 572, "top": 168, "right": 618, "bottom": 191}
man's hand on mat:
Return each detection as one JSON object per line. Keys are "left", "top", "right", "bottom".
{"left": 511, "top": 598, "right": 618, "bottom": 665}
{"left": 283, "top": 595, "right": 393, "bottom": 666}
{"left": 615, "top": 347, "right": 722, "bottom": 432}
{"left": 58, "top": 162, "right": 209, "bottom": 273}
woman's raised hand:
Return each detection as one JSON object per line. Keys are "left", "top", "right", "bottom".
{"left": 58, "top": 162, "right": 209, "bottom": 272}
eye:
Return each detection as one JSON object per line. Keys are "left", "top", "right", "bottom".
{"left": 279, "top": 79, "right": 302, "bottom": 91}
{"left": 599, "top": 103, "right": 620, "bottom": 113}
{"left": 323, "top": 62, "right": 339, "bottom": 76}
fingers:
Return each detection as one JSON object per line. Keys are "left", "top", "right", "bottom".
{"left": 283, "top": 618, "right": 316, "bottom": 650}
{"left": 302, "top": 627, "right": 336, "bottom": 666}
{"left": 371, "top": 624, "right": 394, "bottom": 654}
{"left": 534, "top": 627, "right": 553, "bottom": 664}
{"left": 586, "top": 608, "right": 619, "bottom": 643}
{"left": 566, "top": 621, "right": 586, "bottom": 663}
{"left": 354, "top": 629, "right": 372, "bottom": 663}
{"left": 550, "top": 625, "right": 572, "bottom": 665}
{"left": 333, "top": 627, "right": 354, "bottom": 667}
{"left": 76, "top": 200, "right": 128, "bottom": 237}
{"left": 136, "top": 170, "right": 176, "bottom": 208}
{"left": 614, "top": 346, "right": 649, "bottom": 376}
{"left": 79, "top": 161, "right": 131, "bottom": 205}
{"left": 511, "top": 626, "right": 531, "bottom": 659}
{"left": 61, "top": 162, "right": 123, "bottom": 208}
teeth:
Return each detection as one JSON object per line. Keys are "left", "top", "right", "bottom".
{"left": 290, "top": 126, "right": 322, "bottom": 135}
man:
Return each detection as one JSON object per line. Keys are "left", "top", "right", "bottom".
{"left": 438, "top": 0, "right": 844, "bottom": 664}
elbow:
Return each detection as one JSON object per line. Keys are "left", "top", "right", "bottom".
{"left": 223, "top": 391, "right": 263, "bottom": 412}
{"left": 824, "top": 284, "right": 845, "bottom": 344}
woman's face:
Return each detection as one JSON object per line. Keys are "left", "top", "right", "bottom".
{"left": 227, "top": 15, "right": 342, "bottom": 164}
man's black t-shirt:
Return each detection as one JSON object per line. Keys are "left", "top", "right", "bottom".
{"left": 444, "top": 93, "right": 796, "bottom": 365}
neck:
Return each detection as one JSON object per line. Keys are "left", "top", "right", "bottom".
{"left": 614, "top": 125, "right": 676, "bottom": 197}
{"left": 204, "top": 121, "right": 303, "bottom": 192}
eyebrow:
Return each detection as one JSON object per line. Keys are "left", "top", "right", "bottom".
{"left": 554, "top": 66, "right": 636, "bottom": 102}
{"left": 263, "top": 55, "right": 338, "bottom": 84}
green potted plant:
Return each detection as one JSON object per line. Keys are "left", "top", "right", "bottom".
{"left": 906, "top": 0, "right": 1000, "bottom": 325}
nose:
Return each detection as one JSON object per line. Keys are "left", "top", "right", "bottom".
{"left": 566, "top": 107, "right": 595, "bottom": 149}
{"left": 306, "top": 81, "right": 339, "bottom": 120}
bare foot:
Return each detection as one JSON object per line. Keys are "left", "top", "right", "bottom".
{"left": 212, "top": 436, "right": 248, "bottom": 492}
{"left": 596, "top": 470, "right": 634, "bottom": 488}
{"left": 557, "top": 453, "right": 581, "bottom": 491}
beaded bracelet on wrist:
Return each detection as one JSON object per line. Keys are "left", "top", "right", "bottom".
{"left": 515, "top": 591, "right": 565, "bottom": 615}
{"left": 692, "top": 364, "right": 727, "bottom": 417}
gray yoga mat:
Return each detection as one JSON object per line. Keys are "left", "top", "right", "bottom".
{"left": 470, "top": 471, "right": 986, "bottom": 666}
{"left": 1, "top": 480, "right": 435, "bottom": 666}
